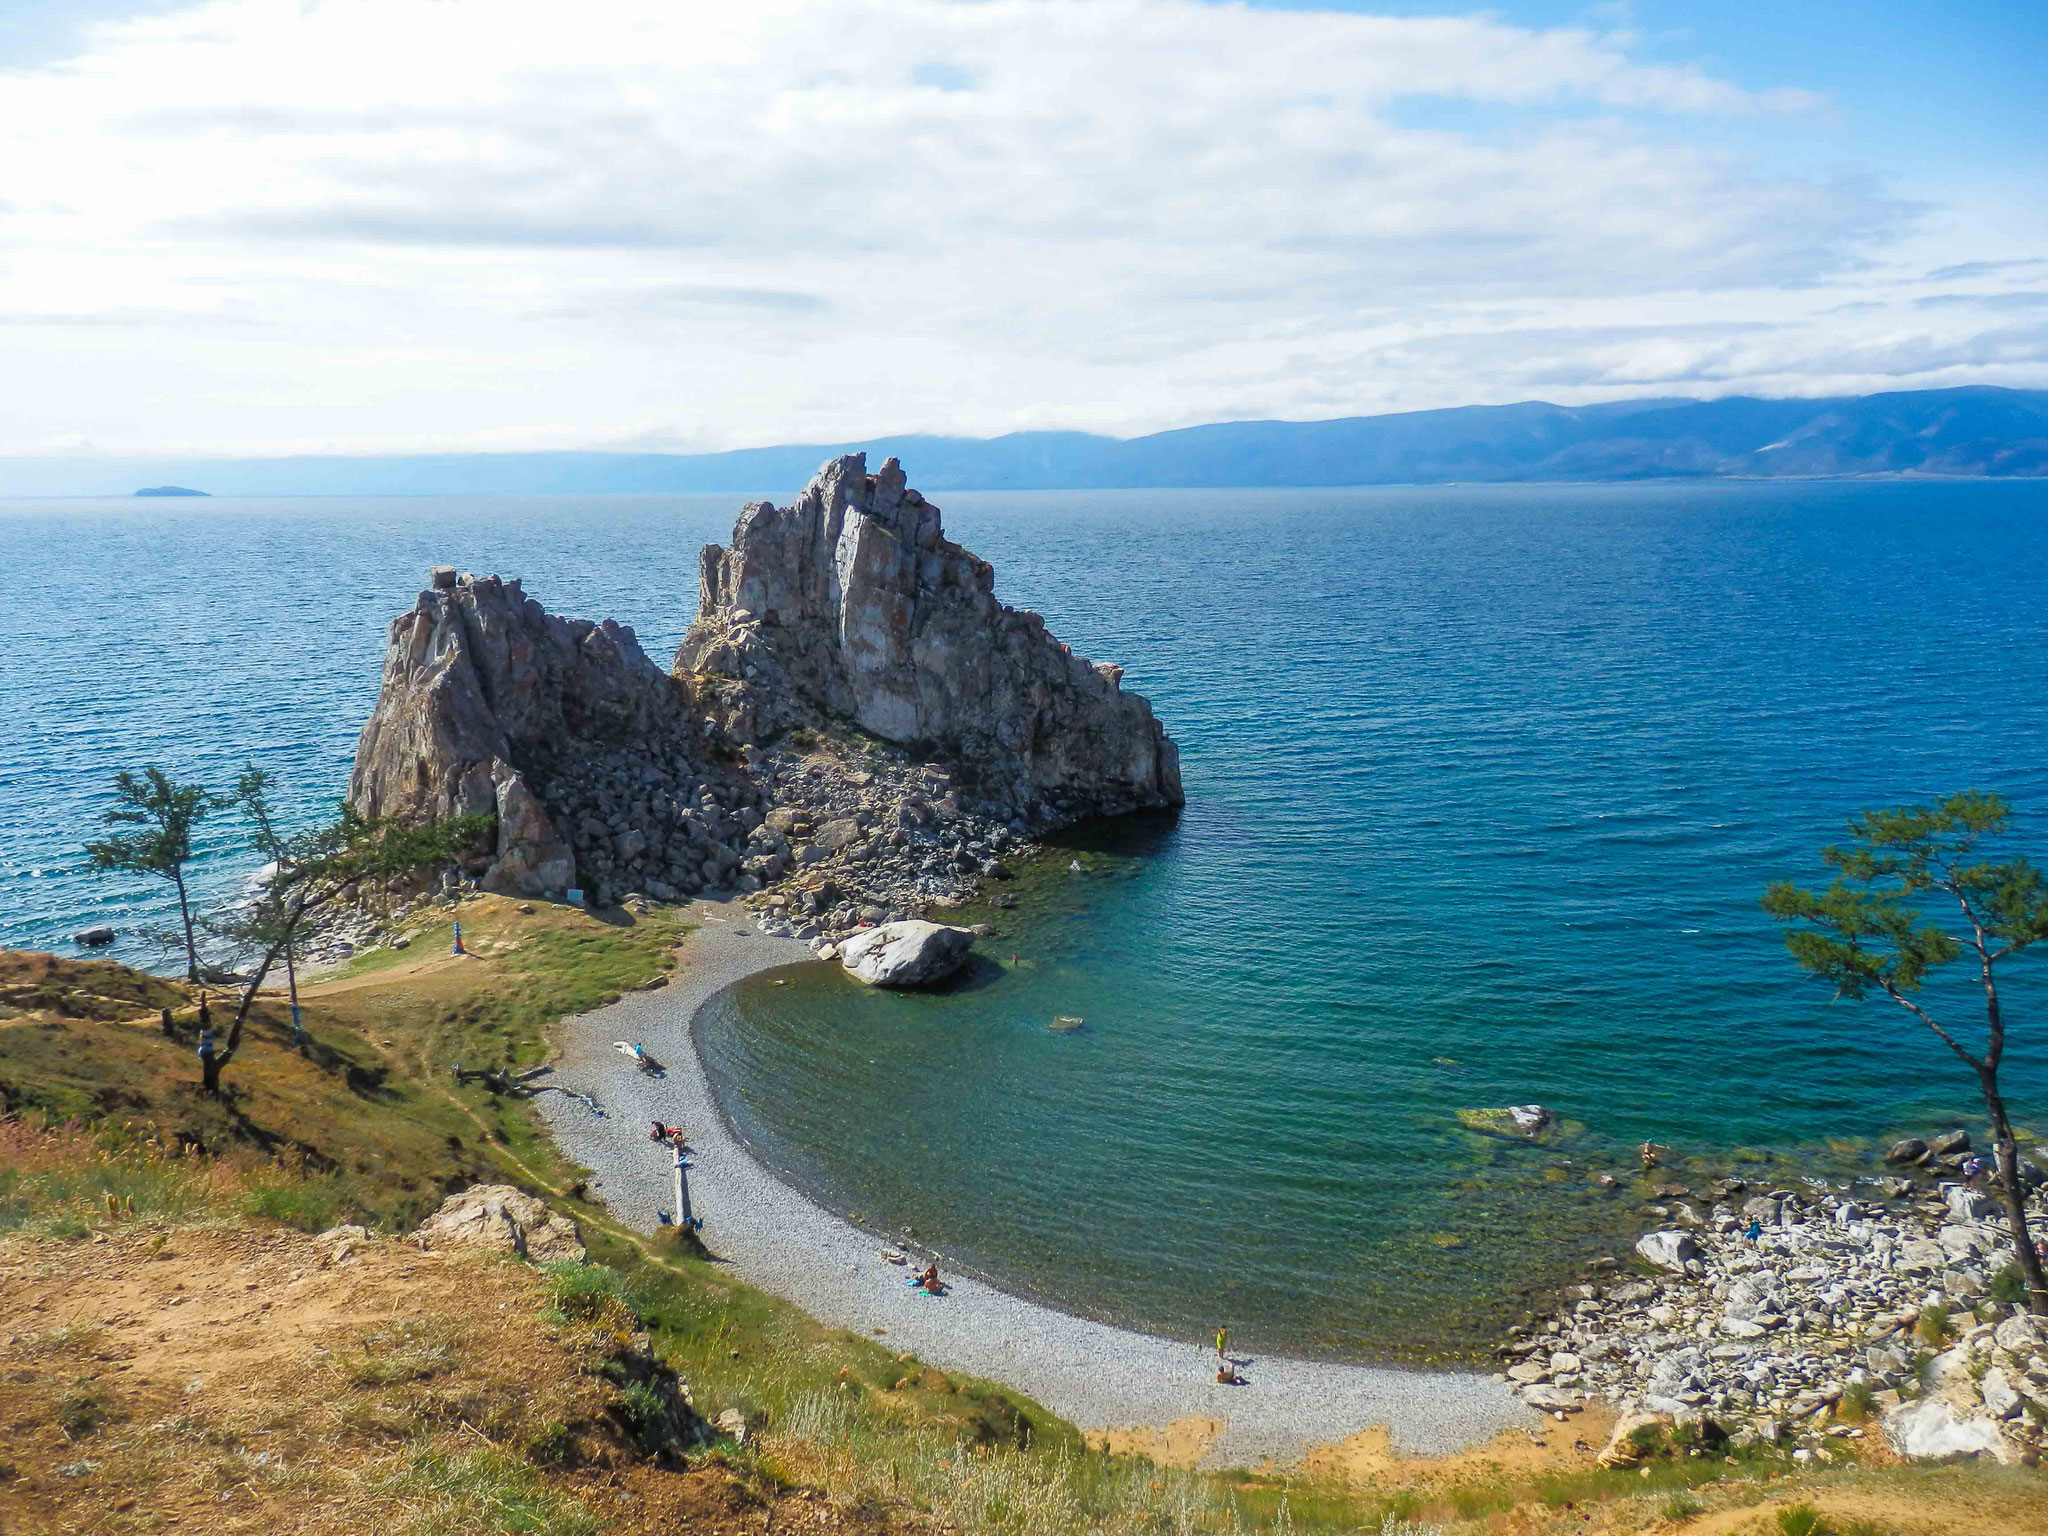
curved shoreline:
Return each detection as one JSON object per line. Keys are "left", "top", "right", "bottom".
{"left": 533, "top": 900, "right": 1533, "bottom": 1468}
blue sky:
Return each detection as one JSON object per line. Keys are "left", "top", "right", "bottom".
{"left": 0, "top": 0, "right": 2041, "bottom": 455}
{"left": 1244, "top": 1, "right": 2048, "bottom": 177}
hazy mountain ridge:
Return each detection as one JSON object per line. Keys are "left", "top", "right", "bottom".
{"left": 7, "top": 386, "right": 2046, "bottom": 496}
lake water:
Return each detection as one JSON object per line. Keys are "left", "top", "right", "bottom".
{"left": 6, "top": 479, "right": 2047, "bottom": 1359}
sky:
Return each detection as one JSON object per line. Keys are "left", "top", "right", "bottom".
{"left": 0, "top": 0, "right": 2043, "bottom": 457}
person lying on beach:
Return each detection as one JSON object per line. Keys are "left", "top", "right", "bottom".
{"left": 1214, "top": 1363, "right": 1245, "bottom": 1385}
{"left": 649, "top": 1121, "right": 686, "bottom": 1145}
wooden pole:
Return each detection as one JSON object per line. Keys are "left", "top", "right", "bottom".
{"left": 673, "top": 1145, "right": 696, "bottom": 1229}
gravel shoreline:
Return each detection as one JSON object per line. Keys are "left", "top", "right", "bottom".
{"left": 532, "top": 899, "right": 1533, "bottom": 1468}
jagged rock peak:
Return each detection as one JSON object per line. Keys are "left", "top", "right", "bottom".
{"left": 676, "top": 454, "right": 1182, "bottom": 818}
{"left": 348, "top": 568, "right": 686, "bottom": 898}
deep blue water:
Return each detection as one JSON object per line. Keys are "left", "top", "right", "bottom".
{"left": 6, "top": 481, "right": 2046, "bottom": 1357}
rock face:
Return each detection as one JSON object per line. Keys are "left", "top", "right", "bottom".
{"left": 839, "top": 920, "right": 974, "bottom": 987}
{"left": 349, "top": 569, "right": 686, "bottom": 898}
{"left": 411, "top": 1184, "right": 586, "bottom": 1263}
{"left": 348, "top": 458, "right": 1185, "bottom": 915}
{"left": 679, "top": 455, "right": 1181, "bottom": 820}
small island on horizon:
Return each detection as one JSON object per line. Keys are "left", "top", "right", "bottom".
{"left": 133, "top": 485, "right": 209, "bottom": 497}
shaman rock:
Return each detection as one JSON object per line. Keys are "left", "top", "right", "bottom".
{"left": 349, "top": 571, "right": 686, "bottom": 897}
{"left": 678, "top": 454, "right": 1181, "bottom": 819}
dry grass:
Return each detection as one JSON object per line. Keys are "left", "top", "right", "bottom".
{"left": 4, "top": 915, "right": 2046, "bottom": 1536}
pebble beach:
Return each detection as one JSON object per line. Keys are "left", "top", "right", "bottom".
{"left": 533, "top": 900, "right": 1534, "bottom": 1468}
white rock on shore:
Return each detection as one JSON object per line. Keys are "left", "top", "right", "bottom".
{"left": 838, "top": 920, "right": 973, "bottom": 987}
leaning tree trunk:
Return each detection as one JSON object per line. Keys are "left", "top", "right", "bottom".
{"left": 1982, "top": 1070, "right": 2048, "bottom": 1317}
{"left": 171, "top": 864, "right": 200, "bottom": 983}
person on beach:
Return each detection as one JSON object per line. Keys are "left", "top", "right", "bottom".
{"left": 1639, "top": 1141, "right": 1663, "bottom": 1171}
{"left": 1745, "top": 1219, "right": 1762, "bottom": 1242}
{"left": 1214, "top": 1325, "right": 1228, "bottom": 1362}
{"left": 919, "top": 1262, "right": 942, "bottom": 1294}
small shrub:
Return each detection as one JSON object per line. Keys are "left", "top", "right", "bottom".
{"left": 349, "top": 1320, "right": 459, "bottom": 1386}
{"left": 55, "top": 1386, "right": 115, "bottom": 1439}
{"left": 1990, "top": 1264, "right": 2029, "bottom": 1305}
{"left": 1777, "top": 1503, "right": 1831, "bottom": 1536}
{"left": 522, "top": 1419, "right": 578, "bottom": 1467}
{"left": 1626, "top": 1421, "right": 1670, "bottom": 1457}
{"left": 1662, "top": 1492, "right": 1704, "bottom": 1522}
{"left": 1915, "top": 1303, "right": 1952, "bottom": 1347}
{"left": 1836, "top": 1379, "right": 1877, "bottom": 1423}
{"left": 242, "top": 1173, "right": 357, "bottom": 1232}
{"left": 541, "top": 1261, "right": 636, "bottom": 1330}
{"left": 618, "top": 1380, "right": 667, "bottom": 1431}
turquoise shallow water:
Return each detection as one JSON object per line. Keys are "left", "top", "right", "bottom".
{"left": 6, "top": 480, "right": 2048, "bottom": 1359}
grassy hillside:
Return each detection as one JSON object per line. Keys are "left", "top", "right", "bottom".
{"left": 3, "top": 897, "right": 2045, "bottom": 1535}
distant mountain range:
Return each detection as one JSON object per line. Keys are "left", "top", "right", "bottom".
{"left": 8, "top": 386, "right": 2047, "bottom": 497}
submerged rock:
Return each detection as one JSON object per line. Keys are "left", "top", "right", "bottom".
{"left": 839, "top": 920, "right": 973, "bottom": 987}
{"left": 1456, "top": 1104, "right": 1559, "bottom": 1140}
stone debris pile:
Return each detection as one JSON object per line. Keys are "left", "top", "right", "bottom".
{"left": 1498, "top": 1133, "right": 2048, "bottom": 1466}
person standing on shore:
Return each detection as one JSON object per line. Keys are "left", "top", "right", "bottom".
{"left": 1214, "top": 1325, "right": 1228, "bottom": 1362}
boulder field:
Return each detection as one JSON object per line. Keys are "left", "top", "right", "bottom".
{"left": 1497, "top": 1137, "right": 2048, "bottom": 1469}
{"left": 346, "top": 454, "right": 1181, "bottom": 927}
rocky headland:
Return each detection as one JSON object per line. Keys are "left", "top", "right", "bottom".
{"left": 346, "top": 454, "right": 1180, "bottom": 946}
{"left": 1495, "top": 1126, "right": 2048, "bottom": 1468}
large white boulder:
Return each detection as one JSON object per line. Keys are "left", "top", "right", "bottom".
{"left": 1981, "top": 1368, "right": 2022, "bottom": 1420}
{"left": 411, "top": 1184, "right": 586, "bottom": 1263}
{"left": 1944, "top": 1184, "right": 1996, "bottom": 1223}
{"left": 1994, "top": 1313, "right": 2043, "bottom": 1354}
{"left": 838, "top": 920, "right": 974, "bottom": 988}
{"left": 1883, "top": 1396, "right": 2015, "bottom": 1463}
{"left": 1635, "top": 1230, "right": 1698, "bottom": 1273}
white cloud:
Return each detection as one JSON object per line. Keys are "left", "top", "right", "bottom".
{"left": 0, "top": 0, "right": 2034, "bottom": 455}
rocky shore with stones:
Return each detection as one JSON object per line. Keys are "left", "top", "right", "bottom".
{"left": 1495, "top": 1126, "right": 2048, "bottom": 1468}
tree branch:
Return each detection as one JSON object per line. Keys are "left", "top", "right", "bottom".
{"left": 1876, "top": 979, "right": 1982, "bottom": 1072}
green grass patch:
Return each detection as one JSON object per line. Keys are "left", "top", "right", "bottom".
{"left": 380, "top": 1444, "right": 599, "bottom": 1536}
